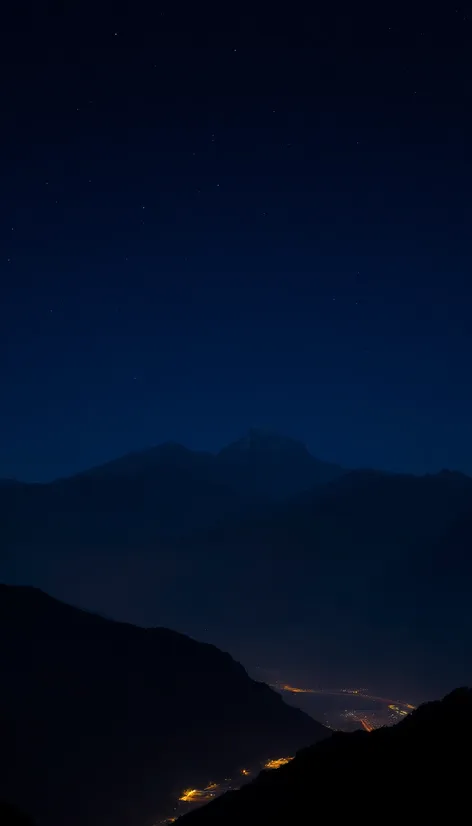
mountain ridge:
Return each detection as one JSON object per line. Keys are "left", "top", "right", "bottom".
{"left": 33, "top": 428, "right": 345, "bottom": 487}
{"left": 0, "top": 430, "right": 347, "bottom": 549}
{"left": 2, "top": 431, "right": 472, "bottom": 700}
{"left": 2, "top": 427, "right": 470, "bottom": 488}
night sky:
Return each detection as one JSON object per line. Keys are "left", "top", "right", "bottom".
{"left": 2, "top": 2, "right": 472, "bottom": 482}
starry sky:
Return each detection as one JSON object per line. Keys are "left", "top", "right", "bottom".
{"left": 2, "top": 1, "right": 472, "bottom": 482}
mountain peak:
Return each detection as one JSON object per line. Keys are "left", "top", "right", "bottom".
{"left": 215, "top": 430, "right": 344, "bottom": 499}
{"left": 219, "top": 429, "right": 310, "bottom": 457}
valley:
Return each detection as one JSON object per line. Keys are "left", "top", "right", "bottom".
{"left": 159, "top": 757, "right": 294, "bottom": 823}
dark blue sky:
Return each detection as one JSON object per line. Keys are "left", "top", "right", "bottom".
{"left": 2, "top": 2, "right": 472, "bottom": 481}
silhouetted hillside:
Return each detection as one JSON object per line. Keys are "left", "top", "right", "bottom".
{"left": 0, "top": 585, "right": 327, "bottom": 826}
{"left": 190, "top": 467, "right": 472, "bottom": 694}
{"left": 178, "top": 688, "right": 472, "bottom": 825}
{"left": 0, "top": 802, "right": 35, "bottom": 826}
{"left": 204, "top": 466, "right": 472, "bottom": 564}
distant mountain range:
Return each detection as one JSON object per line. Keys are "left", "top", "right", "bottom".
{"left": 3, "top": 427, "right": 469, "bottom": 551}
{"left": 2, "top": 429, "right": 472, "bottom": 696}
{"left": 0, "top": 585, "right": 327, "bottom": 826}
{"left": 177, "top": 687, "right": 472, "bottom": 825}
{"left": 0, "top": 429, "right": 345, "bottom": 549}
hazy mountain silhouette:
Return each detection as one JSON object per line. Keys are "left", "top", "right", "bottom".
{"left": 0, "top": 585, "right": 327, "bottom": 826}
{"left": 2, "top": 432, "right": 472, "bottom": 697}
{"left": 80, "top": 430, "right": 343, "bottom": 498}
{"left": 215, "top": 428, "right": 344, "bottom": 499}
{"left": 178, "top": 688, "right": 472, "bottom": 825}
{"left": 202, "top": 466, "right": 472, "bottom": 560}
{"left": 0, "top": 430, "right": 345, "bottom": 552}
{"left": 188, "top": 466, "right": 472, "bottom": 695}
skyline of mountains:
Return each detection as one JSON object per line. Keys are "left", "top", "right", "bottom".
{"left": 2, "top": 428, "right": 472, "bottom": 701}
{"left": 1, "top": 427, "right": 469, "bottom": 487}
{"left": 0, "top": 430, "right": 347, "bottom": 554}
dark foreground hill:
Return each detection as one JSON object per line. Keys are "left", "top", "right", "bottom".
{"left": 0, "top": 802, "right": 35, "bottom": 826}
{"left": 0, "top": 585, "right": 327, "bottom": 826}
{"left": 178, "top": 688, "right": 472, "bottom": 825}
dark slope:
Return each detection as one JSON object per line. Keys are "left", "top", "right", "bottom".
{"left": 207, "top": 468, "right": 472, "bottom": 618}
{"left": 182, "top": 467, "right": 472, "bottom": 694}
{"left": 0, "top": 585, "right": 327, "bottom": 826}
{"left": 178, "top": 688, "right": 472, "bottom": 825}
{"left": 76, "top": 442, "right": 214, "bottom": 481}
{"left": 0, "top": 803, "right": 35, "bottom": 826}
{"left": 203, "top": 467, "right": 472, "bottom": 554}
